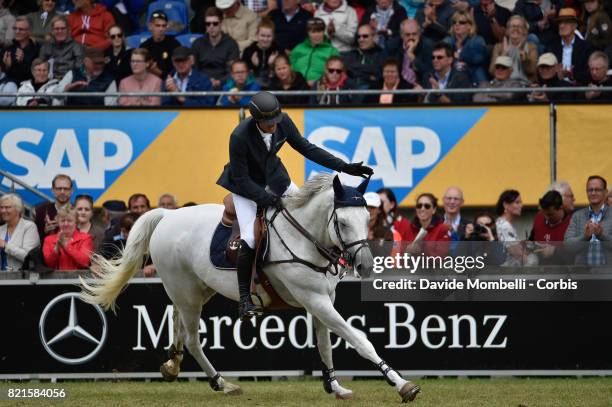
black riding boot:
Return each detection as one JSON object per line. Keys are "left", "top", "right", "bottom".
{"left": 237, "top": 240, "right": 262, "bottom": 320}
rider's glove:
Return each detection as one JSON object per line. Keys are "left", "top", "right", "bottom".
{"left": 263, "top": 194, "right": 283, "bottom": 209}
{"left": 342, "top": 161, "right": 374, "bottom": 178}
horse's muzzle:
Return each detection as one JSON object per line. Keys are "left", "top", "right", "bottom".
{"left": 353, "top": 247, "right": 373, "bottom": 279}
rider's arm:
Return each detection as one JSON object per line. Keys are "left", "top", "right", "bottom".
{"left": 229, "top": 132, "right": 275, "bottom": 206}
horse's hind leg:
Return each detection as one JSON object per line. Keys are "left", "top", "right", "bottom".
{"left": 313, "top": 314, "right": 353, "bottom": 400}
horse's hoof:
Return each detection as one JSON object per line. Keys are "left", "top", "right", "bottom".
{"left": 399, "top": 382, "right": 421, "bottom": 403}
{"left": 159, "top": 364, "right": 178, "bottom": 382}
{"left": 223, "top": 381, "right": 243, "bottom": 396}
{"left": 335, "top": 390, "right": 353, "bottom": 400}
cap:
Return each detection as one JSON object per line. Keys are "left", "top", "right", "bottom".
{"left": 556, "top": 8, "right": 578, "bottom": 23}
{"left": 83, "top": 47, "right": 105, "bottom": 62}
{"left": 216, "top": 0, "right": 235, "bottom": 9}
{"left": 150, "top": 10, "right": 168, "bottom": 22}
{"left": 363, "top": 192, "right": 381, "bottom": 208}
{"left": 172, "top": 46, "right": 192, "bottom": 61}
{"left": 102, "top": 200, "right": 127, "bottom": 212}
{"left": 495, "top": 56, "right": 513, "bottom": 68}
{"left": 537, "top": 53, "right": 558, "bottom": 67}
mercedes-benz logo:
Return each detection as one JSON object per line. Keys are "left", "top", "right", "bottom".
{"left": 38, "top": 292, "right": 108, "bottom": 365}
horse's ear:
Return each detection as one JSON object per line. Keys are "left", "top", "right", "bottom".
{"left": 357, "top": 176, "right": 370, "bottom": 194}
{"left": 333, "top": 174, "right": 344, "bottom": 198}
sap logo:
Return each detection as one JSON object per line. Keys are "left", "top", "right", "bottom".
{"left": 1, "top": 128, "right": 132, "bottom": 189}
{"left": 307, "top": 126, "right": 441, "bottom": 187}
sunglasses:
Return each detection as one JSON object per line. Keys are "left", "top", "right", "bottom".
{"left": 206, "top": 21, "right": 220, "bottom": 26}
{"left": 110, "top": 33, "right": 123, "bottom": 39}
{"left": 416, "top": 203, "right": 433, "bottom": 209}
{"left": 357, "top": 34, "right": 371, "bottom": 38}
{"left": 495, "top": 65, "right": 510, "bottom": 69}
{"left": 151, "top": 12, "right": 167, "bottom": 20}
{"left": 432, "top": 55, "right": 446, "bottom": 60}
{"left": 327, "top": 68, "right": 343, "bottom": 74}
{"left": 453, "top": 20, "right": 469, "bottom": 25}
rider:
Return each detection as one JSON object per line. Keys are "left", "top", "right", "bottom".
{"left": 217, "top": 91, "right": 373, "bottom": 320}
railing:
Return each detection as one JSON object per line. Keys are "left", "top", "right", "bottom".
{"left": 0, "top": 169, "right": 54, "bottom": 202}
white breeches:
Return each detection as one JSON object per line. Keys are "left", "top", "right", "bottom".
{"left": 233, "top": 182, "right": 299, "bottom": 248}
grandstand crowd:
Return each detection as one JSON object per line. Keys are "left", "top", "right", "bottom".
{"left": 1, "top": 0, "right": 612, "bottom": 106}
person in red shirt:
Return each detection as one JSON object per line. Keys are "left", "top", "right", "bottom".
{"left": 529, "top": 190, "right": 572, "bottom": 265}
{"left": 404, "top": 193, "right": 451, "bottom": 257}
{"left": 43, "top": 206, "right": 94, "bottom": 270}
{"left": 67, "top": 0, "right": 115, "bottom": 50}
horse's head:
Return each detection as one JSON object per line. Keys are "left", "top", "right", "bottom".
{"left": 329, "top": 175, "right": 374, "bottom": 278}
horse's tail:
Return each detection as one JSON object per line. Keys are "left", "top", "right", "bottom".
{"left": 80, "top": 208, "right": 166, "bottom": 312}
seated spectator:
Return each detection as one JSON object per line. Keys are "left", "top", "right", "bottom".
{"left": 26, "top": 0, "right": 59, "bottom": 44}
{"left": 364, "top": 192, "right": 397, "bottom": 258}
{"left": 459, "top": 212, "right": 505, "bottom": 265}
{"left": 217, "top": 59, "right": 261, "bottom": 106}
{"left": 513, "top": 0, "right": 559, "bottom": 50}
{"left": 489, "top": 15, "right": 538, "bottom": 84}
{"left": 3, "top": 16, "right": 39, "bottom": 85}
{"left": 360, "top": 0, "right": 407, "bottom": 55}
{"left": 0, "top": 0, "right": 15, "bottom": 48}
{"left": 269, "top": 0, "right": 312, "bottom": 54}
{"left": 442, "top": 186, "right": 468, "bottom": 242}
{"left": 75, "top": 194, "right": 105, "bottom": 252}
{"left": 314, "top": 0, "right": 358, "bottom": 53}
{"left": 527, "top": 53, "right": 575, "bottom": 102}
{"left": 529, "top": 190, "right": 572, "bottom": 265}
{"left": 423, "top": 41, "right": 472, "bottom": 103}
{"left": 0, "top": 193, "right": 40, "bottom": 272}
{"left": 242, "top": 18, "right": 280, "bottom": 88}
{"left": 192, "top": 7, "right": 240, "bottom": 89}
{"left": 495, "top": 189, "right": 536, "bottom": 266}
{"left": 585, "top": 51, "right": 612, "bottom": 100}
{"left": 0, "top": 63, "right": 16, "bottom": 105}
{"left": 16, "top": 58, "right": 60, "bottom": 106}
{"left": 163, "top": 46, "right": 215, "bottom": 106}
{"left": 395, "top": 18, "right": 433, "bottom": 86}
{"left": 158, "top": 193, "right": 178, "bottom": 209}
{"left": 404, "top": 193, "right": 451, "bottom": 257}
{"left": 118, "top": 48, "right": 162, "bottom": 106}
{"left": 39, "top": 16, "right": 84, "bottom": 80}
{"left": 377, "top": 187, "right": 411, "bottom": 243}
{"left": 99, "top": 212, "right": 137, "bottom": 259}
{"left": 474, "top": 56, "right": 526, "bottom": 102}
{"left": 366, "top": 57, "right": 419, "bottom": 104}
{"left": 43, "top": 206, "right": 94, "bottom": 270}
{"left": 67, "top": 0, "right": 115, "bottom": 50}
{"left": 311, "top": 56, "right": 355, "bottom": 105}
{"left": 343, "top": 24, "right": 386, "bottom": 91}
{"left": 550, "top": 8, "right": 594, "bottom": 85}
{"left": 57, "top": 46, "right": 117, "bottom": 106}
{"left": 291, "top": 17, "right": 340, "bottom": 86}
{"left": 580, "top": 0, "right": 611, "bottom": 50}
{"left": 141, "top": 10, "right": 181, "bottom": 78}
{"left": 266, "top": 52, "right": 310, "bottom": 105}
{"left": 34, "top": 174, "right": 73, "bottom": 242}
{"left": 415, "top": 0, "right": 453, "bottom": 44}
{"left": 473, "top": 0, "right": 511, "bottom": 47}
{"left": 216, "top": 0, "right": 258, "bottom": 52}
{"left": 105, "top": 25, "right": 131, "bottom": 85}
{"left": 443, "top": 10, "right": 489, "bottom": 85}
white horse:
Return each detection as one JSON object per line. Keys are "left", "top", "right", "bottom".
{"left": 81, "top": 173, "right": 420, "bottom": 402}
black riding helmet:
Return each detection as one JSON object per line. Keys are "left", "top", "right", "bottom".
{"left": 249, "top": 91, "right": 283, "bottom": 125}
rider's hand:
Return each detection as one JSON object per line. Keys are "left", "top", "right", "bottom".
{"left": 263, "top": 194, "right": 283, "bottom": 209}
{"left": 343, "top": 161, "right": 374, "bottom": 178}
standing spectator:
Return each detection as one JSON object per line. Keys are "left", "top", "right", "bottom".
{"left": 105, "top": 24, "right": 131, "bottom": 84}
{"left": 585, "top": 51, "right": 612, "bottom": 100}
{"left": 314, "top": 0, "right": 358, "bottom": 53}
{"left": 549, "top": 180, "right": 576, "bottom": 214}
{"left": 26, "top": 0, "right": 59, "bottom": 44}
{"left": 100, "top": 199, "right": 126, "bottom": 236}
{"left": 3, "top": 16, "right": 39, "bottom": 85}
{"left": 489, "top": 15, "right": 538, "bottom": 84}
{"left": 474, "top": 55, "right": 526, "bottom": 102}
{"left": 364, "top": 192, "right": 397, "bottom": 258}
{"left": 416, "top": 0, "right": 454, "bottom": 43}
{"left": 473, "top": 0, "right": 511, "bottom": 47}
{"left": 529, "top": 190, "right": 572, "bottom": 265}
{"left": 216, "top": 0, "right": 258, "bottom": 52}
{"left": 16, "top": 58, "right": 60, "bottom": 106}
{"left": 118, "top": 47, "right": 162, "bottom": 106}
{"left": 495, "top": 189, "right": 535, "bottom": 266}
{"left": 311, "top": 55, "right": 355, "bottom": 104}
{"left": 459, "top": 212, "right": 505, "bottom": 265}
{"left": 268, "top": 0, "right": 312, "bottom": 54}
{"left": 0, "top": 194, "right": 40, "bottom": 272}
{"left": 39, "top": 15, "right": 84, "bottom": 80}
{"left": 404, "top": 193, "right": 451, "bottom": 257}
{"left": 444, "top": 10, "right": 489, "bottom": 85}
{"left": 217, "top": 59, "right": 261, "bottom": 106}
{"left": 67, "top": 0, "right": 115, "bottom": 50}
{"left": 43, "top": 207, "right": 94, "bottom": 270}
{"left": 442, "top": 186, "right": 469, "bottom": 241}
{"left": 580, "top": 0, "right": 612, "bottom": 50}
{"left": 343, "top": 24, "right": 386, "bottom": 91}
{"left": 0, "top": 0, "right": 15, "bottom": 48}
{"left": 141, "top": 10, "right": 181, "bottom": 78}
{"left": 360, "top": 0, "right": 407, "bottom": 54}
{"left": 158, "top": 193, "right": 178, "bottom": 209}
{"left": 242, "top": 18, "right": 280, "bottom": 88}
{"left": 265, "top": 52, "right": 310, "bottom": 105}
{"left": 0, "top": 62, "right": 15, "bottom": 105}
{"left": 291, "top": 17, "right": 340, "bottom": 86}
{"left": 128, "top": 193, "right": 151, "bottom": 216}
{"left": 377, "top": 187, "right": 411, "bottom": 243}
{"left": 34, "top": 174, "right": 73, "bottom": 242}
{"left": 423, "top": 41, "right": 472, "bottom": 103}
{"left": 163, "top": 46, "right": 215, "bottom": 106}
{"left": 75, "top": 194, "right": 104, "bottom": 251}
{"left": 366, "top": 57, "right": 419, "bottom": 104}
{"left": 527, "top": 52, "right": 575, "bottom": 102}
{"left": 191, "top": 6, "right": 240, "bottom": 89}
{"left": 99, "top": 212, "right": 136, "bottom": 259}
{"left": 564, "top": 175, "right": 611, "bottom": 266}
{"left": 396, "top": 19, "right": 433, "bottom": 86}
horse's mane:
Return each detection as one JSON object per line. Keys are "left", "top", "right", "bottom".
{"left": 283, "top": 173, "right": 335, "bottom": 209}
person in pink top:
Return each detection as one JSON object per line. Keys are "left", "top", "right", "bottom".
{"left": 118, "top": 48, "right": 162, "bottom": 106}
{"left": 43, "top": 206, "right": 94, "bottom": 271}
{"left": 67, "top": 0, "right": 115, "bottom": 50}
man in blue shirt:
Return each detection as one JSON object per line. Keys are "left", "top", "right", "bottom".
{"left": 162, "top": 46, "right": 215, "bottom": 106}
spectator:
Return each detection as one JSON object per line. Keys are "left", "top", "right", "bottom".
{"left": 489, "top": 15, "right": 538, "bottom": 84}
{"left": 191, "top": 6, "right": 240, "bottom": 89}
{"left": 128, "top": 193, "right": 151, "bottom": 216}
{"left": 3, "top": 16, "right": 39, "bottom": 84}
{"left": 473, "top": 0, "right": 511, "bottom": 47}
{"left": 242, "top": 18, "right": 280, "bottom": 88}
{"left": 513, "top": 0, "right": 560, "bottom": 50}
{"left": 549, "top": 180, "right": 576, "bottom": 214}
{"left": 527, "top": 52, "right": 574, "bottom": 102}
{"left": 459, "top": 212, "right": 505, "bottom": 265}
{"left": 360, "top": 0, "right": 407, "bottom": 54}
{"left": 268, "top": 0, "right": 312, "bottom": 54}
{"left": 105, "top": 24, "right": 131, "bottom": 84}
{"left": 158, "top": 193, "right": 178, "bottom": 209}
{"left": 0, "top": 0, "right": 15, "bottom": 48}
{"left": 585, "top": 51, "right": 612, "bottom": 100}
{"left": 364, "top": 191, "right": 396, "bottom": 258}
{"left": 0, "top": 193, "right": 40, "bottom": 272}
{"left": 291, "top": 17, "right": 340, "bottom": 86}
{"left": 100, "top": 199, "right": 126, "bottom": 233}
{"left": 442, "top": 186, "right": 468, "bottom": 241}
{"left": 495, "top": 189, "right": 536, "bottom": 266}
{"left": 416, "top": 0, "right": 454, "bottom": 43}
{"left": 396, "top": 19, "right": 433, "bottom": 86}
{"left": 444, "top": 10, "right": 489, "bottom": 85}
{"left": 474, "top": 55, "right": 526, "bottom": 102}
{"left": 217, "top": 59, "right": 261, "bottom": 106}
{"left": 0, "top": 62, "right": 16, "bottom": 105}
{"left": 67, "top": 0, "right": 115, "bottom": 50}
{"left": 75, "top": 194, "right": 104, "bottom": 251}
{"left": 564, "top": 175, "right": 611, "bottom": 266}
{"left": 423, "top": 41, "right": 472, "bottom": 103}
{"left": 118, "top": 48, "right": 162, "bottom": 106}
{"left": 550, "top": 8, "right": 594, "bottom": 85}
{"left": 99, "top": 212, "right": 136, "bottom": 259}
{"left": 141, "top": 10, "right": 181, "bottom": 78}
{"left": 529, "top": 190, "right": 572, "bottom": 265}
{"left": 43, "top": 206, "right": 94, "bottom": 270}
{"left": 580, "top": 0, "right": 611, "bottom": 50}
{"left": 56, "top": 46, "right": 117, "bottom": 106}
{"left": 404, "top": 192, "right": 451, "bottom": 257}
{"left": 343, "top": 24, "right": 386, "bottom": 91}
{"left": 266, "top": 52, "right": 310, "bottom": 105}
{"left": 26, "top": 0, "right": 59, "bottom": 44}
{"left": 311, "top": 55, "right": 355, "bottom": 104}
{"left": 16, "top": 58, "right": 60, "bottom": 106}
{"left": 163, "top": 46, "right": 215, "bottom": 106}
{"left": 34, "top": 174, "right": 73, "bottom": 242}
{"left": 314, "top": 0, "right": 358, "bottom": 53}
{"left": 39, "top": 16, "right": 84, "bottom": 80}
{"left": 366, "top": 57, "right": 419, "bottom": 104}
{"left": 216, "top": 0, "right": 258, "bottom": 52}
{"left": 377, "top": 187, "right": 411, "bottom": 244}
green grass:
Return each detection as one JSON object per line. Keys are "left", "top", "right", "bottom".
{"left": 1, "top": 378, "right": 612, "bottom": 406}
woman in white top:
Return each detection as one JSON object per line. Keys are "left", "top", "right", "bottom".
{"left": 0, "top": 193, "right": 40, "bottom": 271}
{"left": 16, "top": 58, "right": 60, "bottom": 106}
{"left": 495, "top": 189, "right": 536, "bottom": 266}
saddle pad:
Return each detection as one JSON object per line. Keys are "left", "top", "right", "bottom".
{"left": 210, "top": 222, "right": 236, "bottom": 270}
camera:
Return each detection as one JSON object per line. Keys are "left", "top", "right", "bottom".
{"left": 473, "top": 224, "right": 488, "bottom": 236}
